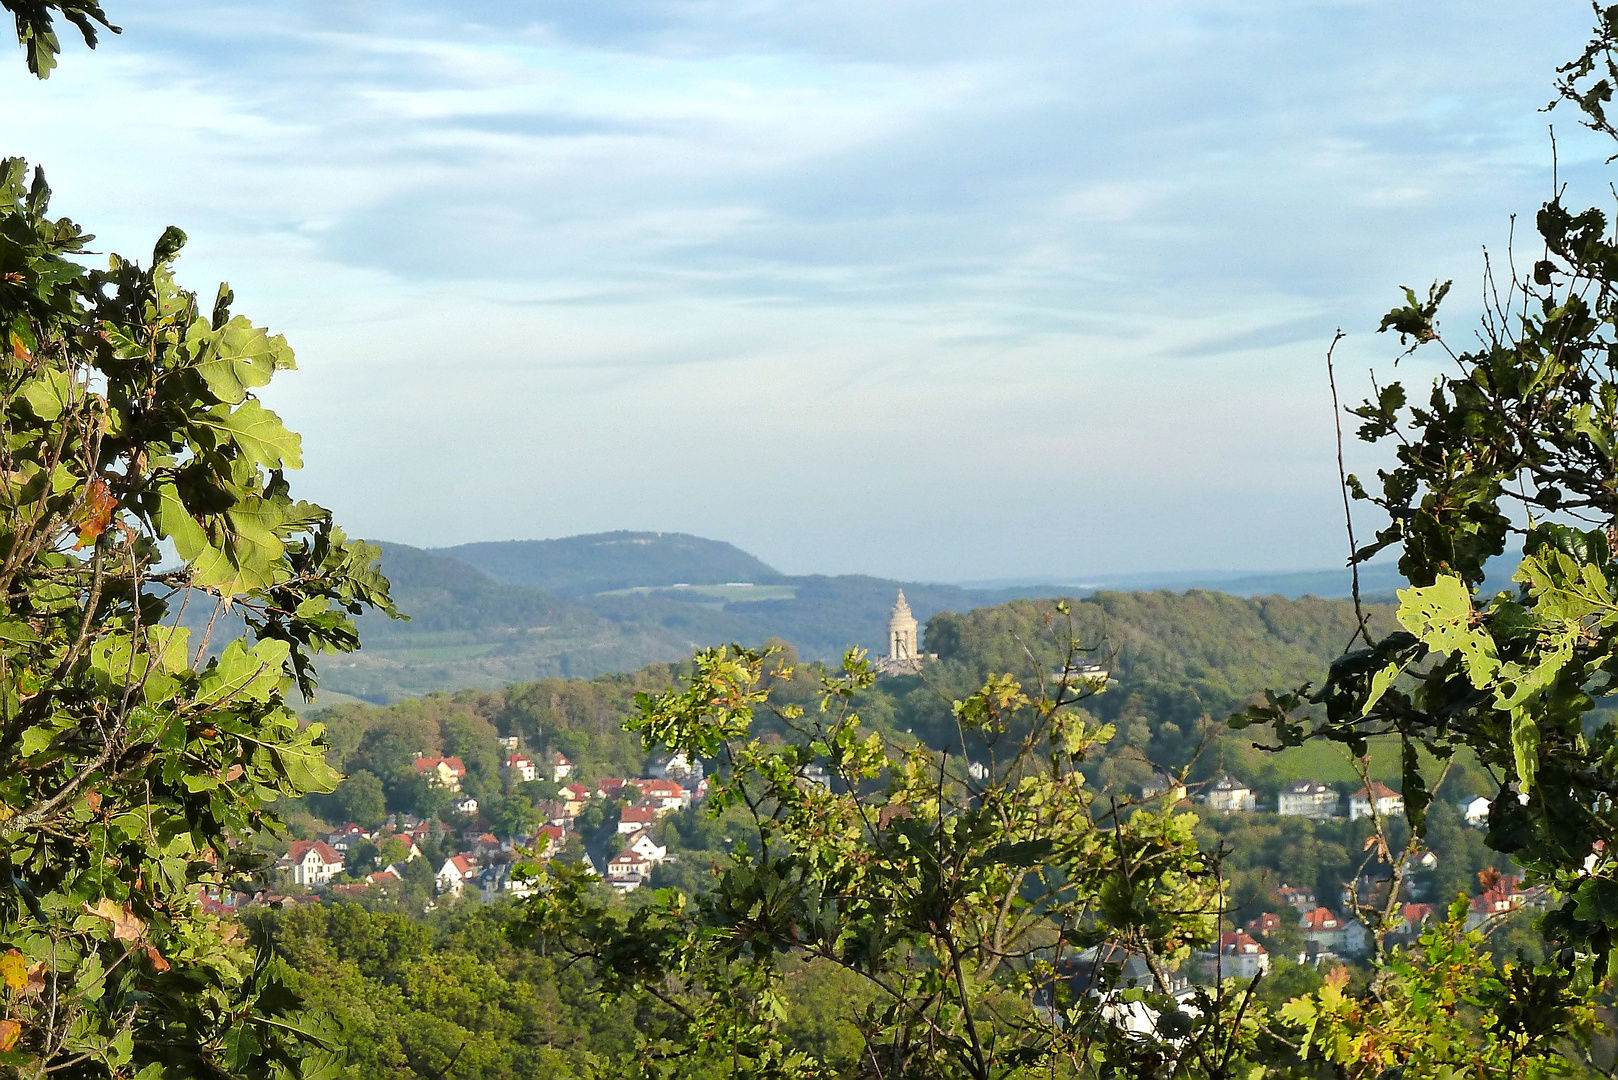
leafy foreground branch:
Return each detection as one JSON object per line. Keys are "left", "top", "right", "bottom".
{"left": 0, "top": 159, "right": 396, "bottom": 1077}
{"left": 512, "top": 635, "right": 1601, "bottom": 1080}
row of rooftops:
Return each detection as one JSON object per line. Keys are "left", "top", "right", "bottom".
{"left": 1143, "top": 771, "right": 1408, "bottom": 820}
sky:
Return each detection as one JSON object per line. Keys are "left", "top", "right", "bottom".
{"left": 0, "top": 2, "right": 1606, "bottom": 581}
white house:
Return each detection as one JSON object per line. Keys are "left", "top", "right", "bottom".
{"left": 1461, "top": 795, "right": 1491, "bottom": 827}
{"left": 547, "top": 751, "right": 574, "bottom": 782}
{"left": 1350, "top": 782, "right": 1403, "bottom": 822}
{"left": 647, "top": 751, "right": 704, "bottom": 786}
{"left": 618, "top": 805, "right": 658, "bottom": 834}
{"left": 412, "top": 756, "right": 467, "bottom": 792}
{"left": 1277, "top": 885, "right": 1316, "bottom": 912}
{"left": 1300, "top": 907, "right": 1370, "bottom": 957}
{"left": 435, "top": 854, "right": 479, "bottom": 897}
{"left": 1277, "top": 780, "right": 1339, "bottom": 820}
{"left": 637, "top": 779, "right": 689, "bottom": 813}
{"left": 277, "top": 841, "right": 346, "bottom": 887}
{"left": 323, "top": 824, "right": 371, "bottom": 854}
{"left": 504, "top": 753, "right": 537, "bottom": 783}
{"left": 451, "top": 796, "right": 479, "bottom": 816}
{"left": 1196, "top": 931, "right": 1269, "bottom": 981}
{"left": 1204, "top": 773, "right": 1256, "bottom": 813}
{"left": 478, "top": 863, "right": 535, "bottom": 903}
{"left": 606, "top": 851, "right": 650, "bottom": 891}
{"left": 622, "top": 829, "right": 668, "bottom": 863}
{"left": 1141, "top": 772, "right": 1188, "bottom": 803}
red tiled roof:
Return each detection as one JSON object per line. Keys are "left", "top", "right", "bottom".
{"left": 1300, "top": 907, "right": 1342, "bottom": 931}
{"left": 413, "top": 756, "right": 467, "bottom": 777}
{"left": 281, "top": 840, "right": 344, "bottom": 867}
{"left": 1400, "top": 903, "right": 1434, "bottom": 926}
{"left": 640, "top": 779, "right": 683, "bottom": 796}
{"left": 1217, "top": 931, "right": 1266, "bottom": 955}
{"left": 1355, "top": 781, "right": 1400, "bottom": 801}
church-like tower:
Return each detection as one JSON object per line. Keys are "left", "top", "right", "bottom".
{"left": 887, "top": 590, "right": 918, "bottom": 661}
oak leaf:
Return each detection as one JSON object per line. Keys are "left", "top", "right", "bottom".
{"left": 82, "top": 899, "right": 145, "bottom": 941}
{"left": 72, "top": 478, "right": 116, "bottom": 549}
{"left": 0, "top": 1018, "right": 19, "bottom": 1050}
{"left": 0, "top": 950, "right": 24, "bottom": 992}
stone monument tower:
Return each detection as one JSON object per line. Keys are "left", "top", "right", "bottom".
{"left": 887, "top": 590, "right": 918, "bottom": 661}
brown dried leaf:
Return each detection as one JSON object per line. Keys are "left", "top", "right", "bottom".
{"left": 82, "top": 898, "right": 145, "bottom": 942}
{"left": 23, "top": 963, "right": 45, "bottom": 996}
{"left": 72, "top": 478, "right": 117, "bottom": 550}
{"left": 143, "top": 946, "right": 169, "bottom": 973}
{"left": 221, "top": 764, "right": 243, "bottom": 782}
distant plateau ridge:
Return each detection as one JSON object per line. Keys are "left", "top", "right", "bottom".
{"left": 293, "top": 530, "right": 1505, "bottom": 706}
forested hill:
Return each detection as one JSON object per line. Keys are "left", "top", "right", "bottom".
{"left": 315, "top": 539, "right": 1047, "bottom": 704}
{"left": 309, "top": 530, "right": 1414, "bottom": 707}
{"left": 437, "top": 532, "right": 783, "bottom": 597}
{"left": 924, "top": 590, "right": 1395, "bottom": 715}
{"left": 312, "top": 588, "right": 1430, "bottom": 819}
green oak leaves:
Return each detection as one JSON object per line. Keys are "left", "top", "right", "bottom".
{"left": 1230, "top": 5, "right": 1618, "bottom": 993}
{"left": 0, "top": 157, "right": 395, "bottom": 1077}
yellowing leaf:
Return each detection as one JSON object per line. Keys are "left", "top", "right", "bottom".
{"left": 0, "top": 1018, "right": 20, "bottom": 1050}
{"left": 0, "top": 949, "right": 26, "bottom": 992}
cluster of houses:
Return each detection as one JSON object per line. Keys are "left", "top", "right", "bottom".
{"left": 257, "top": 741, "right": 708, "bottom": 905}
{"left": 547, "top": 751, "right": 707, "bottom": 893}
{"left": 1143, "top": 771, "right": 1415, "bottom": 823}
{"left": 1204, "top": 869, "right": 1547, "bottom": 981}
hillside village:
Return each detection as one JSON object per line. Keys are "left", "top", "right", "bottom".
{"left": 185, "top": 588, "right": 1547, "bottom": 994}
{"left": 232, "top": 705, "right": 1543, "bottom": 991}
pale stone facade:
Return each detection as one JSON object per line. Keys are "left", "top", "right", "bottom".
{"left": 874, "top": 591, "right": 935, "bottom": 676}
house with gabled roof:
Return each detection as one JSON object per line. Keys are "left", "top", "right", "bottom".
{"left": 547, "top": 751, "right": 573, "bottom": 782}
{"left": 647, "top": 751, "right": 704, "bottom": 786}
{"left": 637, "top": 779, "right": 688, "bottom": 814}
{"left": 1350, "top": 782, "right": 1402, "bottom": 822}
{"left": 504, "top": 752, "right": 537, "bottom": 783}
{"left": 1277, "top": 780, "right": 1338, "bottom": 820}
{"left": 276, "top": 841, "right": 345, "bottom": 887}
{"left": 1277, "top": 885, "right": 1315, "bottom": 912}
{"left": 436, "top": 854, "right": 479, "bottom": 897}
{"left": 617, "top": 805, "right": 658, "bottom": 834}
{"left": 622, "top": 829, "right": 667, "bottom": 863}
{"left": 413, "top": 755, "right": 467, "bottom": 792}
{"left": 1204, "top": 772, "right": 1256, "bottom": 813}
{"left": 1195, "top": 931, "right": 1269, "bottom": 981}
{"left": 1299, "top": 907, "right": 1369, "bottom": 957}
{"left": 606, "top": 850, "right": 650, "bottom": 890}
{"left": 535, "top": 824, "right": 565, "bottom": 859}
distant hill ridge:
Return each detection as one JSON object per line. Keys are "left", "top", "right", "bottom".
{"left": 437, "top": 532, "right": 782, "bottom": 598}
{"left": 300, "top": 529, "right": 1511, "bottom": 707}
